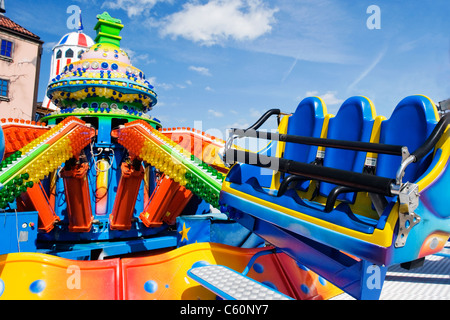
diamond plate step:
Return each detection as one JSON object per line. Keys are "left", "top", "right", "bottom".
{"left": 187, "top": 265, "right": 293, "bottom": 300}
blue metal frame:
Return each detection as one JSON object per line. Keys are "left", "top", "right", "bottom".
{"left": 39, "top": 233, "right": 178, "bottom": 260}
{"left": 0, "top": 210, "right": 38, "bottom": 255}
{"left": 224, "top": 205, "right": 387, "bottom": 300}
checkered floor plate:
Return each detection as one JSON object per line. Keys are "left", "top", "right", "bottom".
{"left": 188, "top": 265, "right": 293, "bottom": 300}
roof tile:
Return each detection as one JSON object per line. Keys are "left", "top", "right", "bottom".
{"left": 0, "top": 15, "right": 40, "bottom": 40}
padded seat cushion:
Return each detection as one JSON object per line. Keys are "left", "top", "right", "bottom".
{"left": 282, "top": 97, "right": 327, "bottom": 191}
{"left": 319, "top": 96, "right": 375, "bottom": 202}
{"left": 376, "top": 95, "right": 439, "bottom": 183}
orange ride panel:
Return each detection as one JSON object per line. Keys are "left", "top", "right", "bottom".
{"left": 60, "top": 162, "right": 93, "bottom": 232}
{"left": 17, "top": 182, "right": 60, "bottom": 233}
{"left": 120, "top": 242, "right": 342, "bottom": 300}
{"left": 0, "top": 243, "right": 341, "bottom": 300}
{"left": 109, "top": 162, "right": 145, "bottom": 230}
{"left": 163, "top": 185, "right": 193, "bottom": 225}
{"left": 0, "top": 118, "right": 49, "bottom": 157}
{"left": 0, "top": 253, "right": 121, "bottom": 299}
{"left": 139, "top": 175, "right": 180, "bottom": 228}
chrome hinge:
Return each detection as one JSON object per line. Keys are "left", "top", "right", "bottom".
{"left": 395, "top": 182, "right": 421, "bottom": 248}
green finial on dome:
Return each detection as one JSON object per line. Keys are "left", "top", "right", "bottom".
{"left": 94, "top": 12, "right": 124, "bottom": 47}
{"left": 97, "top": 12, "right": 122, "bottom": 24}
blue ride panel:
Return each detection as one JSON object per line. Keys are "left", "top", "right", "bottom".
{"left": 0, "top": 211, "right": 38, "bottom": 254}
{"left": 319, "top": 96, "right": 375, "bottom": 202}
{"left": 176, "top": 214, "right": 264, "bottom": 248}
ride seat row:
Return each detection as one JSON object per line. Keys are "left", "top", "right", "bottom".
{"left": 220, "top": 94, "right": 449, "bottom": 266}
{"left": 226, "top": 95, "right": 439, "bottom": 222}
{"left": 282, "top": 95, "right": 438, "bottom": 212}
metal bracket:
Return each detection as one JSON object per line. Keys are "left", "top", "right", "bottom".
{"left": 395, "top": 182, "right": 421, "bottom": 248}
{"left": 395, "top": 147, "right": 414, "bottom": 185}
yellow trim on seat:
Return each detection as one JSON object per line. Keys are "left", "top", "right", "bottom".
{"left": 361, "top": 95, "right": 377, "bottom": 119}
{"left": 347, "top": 115, "right": 386, "bottom": 220}
{"left": 417, "top": 125, "right": 450, "bottom": 191}
{"left": 417, "top": 94, "right": 440, "bottom": 122}
{"left": 366, "top": 115, "right": 386, "bottom": 160}
{"left": 269, "top": 115, "right": 290, "bottom": 190}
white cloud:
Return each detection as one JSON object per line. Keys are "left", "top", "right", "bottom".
{"left": 147, "top": 76, "right": 157, "bottom": 85}
{"left": 305, "top": 91, "right": 319, "bottom": 97}
{"left": 281, "top": 58, "right": 298, "bottom": 83}
{"left": 158, "top": 83, "right": 174, "bottom": 90}
{"left": 43, "top": 41, "right": 58, "bottom": 53}
{"left": 249, "top": 108, "right": 263, "bottom": 118}
{"left": 208, "top": 109, "right": 224, "bottom": 117}
{"left": 159, "top": 0, "right": 278, "bottom": 46}
{"left": 122, "top": 48, "right": 155, "bottom": 65}
{"left": 225, "top": 120, "right": 250, "bottom": 130}
{"left": 147, "top": 76, "right": 173, "bottom": 90}
{"left": 348, "top": 46, "right": 388, "bottom": 91}
{"left": 189, "top": 66, "right": 212, "bottom": 76}
{"left": 321, "top": 91, "right": 344, "bottom": 106}
{"left": 102, "top": 0, "right": 170, "bottom": 18}
{"left": 304, "top": 91, "right": 343, "bottom": 106}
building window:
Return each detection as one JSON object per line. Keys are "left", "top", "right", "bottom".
{"left": 56, "top": 50, "right": 62, "bottom": 59}
{"left": 0, "top": 39, "right": 13, "bottom": 59}
{"left": 0, "top": 79, "right": 9, "bottom": 98}
{"left": 65, "top": 48, "right": 73, "bottom": 58}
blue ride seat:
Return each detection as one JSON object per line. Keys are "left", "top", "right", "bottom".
{"left": 236, "top": 141, "right": 279, "bottom": 189}
{"left": 282, "top": 96, "right": 327, "bottom": 191}
{"left": 239, "top": 97, "right": 327, "bottom": 191}
{"left": 284, "top": 97, "right": 327, "bottom": 162}
{"left": 318, "top": 96, "right": 375, "bottom": 203}
{"left": 231, "top": 97, "right": 327, "bottom": 192}
{"left": 375, "top": 95, "right": 439, "bottom": 184}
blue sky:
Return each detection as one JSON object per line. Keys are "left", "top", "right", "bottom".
{"left": 6, "top": 0, "right": 450, "bottom": 139}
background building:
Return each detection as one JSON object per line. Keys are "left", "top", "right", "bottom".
{"left": 0, "top": 1, "right": 43, "bottom": 120}
{"left": 40, "top": 13, "right": 94, "bottom": 116}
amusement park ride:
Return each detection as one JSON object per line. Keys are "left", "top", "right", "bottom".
{"left": 0, "top": 12, "right": 448, "bottom": 300}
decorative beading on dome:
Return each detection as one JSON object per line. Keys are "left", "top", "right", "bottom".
{"left": 82, "top": 43, "right": 131, "bottom": 65}
{"left": 46, "top": 12, "right": 157, "bottom": 115}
